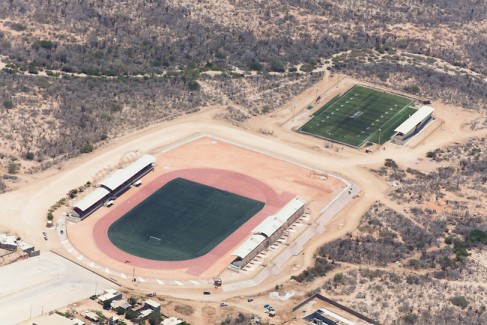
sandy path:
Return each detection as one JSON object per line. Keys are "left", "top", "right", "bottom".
{"left": 0, "top": 74, "right": 485, "bottom": 305}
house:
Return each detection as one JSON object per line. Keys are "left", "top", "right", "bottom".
{"left": 0, "top": 233, "right": 17, "bottom": 251}
{"left": 136, "top": 309, "right": 153, "bottom": 322}
{"left": 162, "top": 317, "right": 184, "bottom": 325}
{"left": 98, "top": 288, "right": 122, "bottom": 304}
{"left": 84, "top": 311, "right": 99, "bottom": 322}
{"left": 111, "top": 299, "right": 131, "bottom": 311}
{"left": 144, "top": 299, "right": 161, "bottom": 313}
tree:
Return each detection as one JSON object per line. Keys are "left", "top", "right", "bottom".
{"left": 47, "top": 212, "right": 54, "bottom": 221}
{"left": 125, "top": 309, "right": 138, "bottom": 320}
{"left": 25, "top": 152, "right": 35, "bottom": 160}
{"left": 148, "top": 311, "right": 162, "bottom": 325}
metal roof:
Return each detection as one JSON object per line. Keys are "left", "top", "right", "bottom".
{"left": 100, "top": 154, "right": 155, "bottom": 191}
{"left": 74, "top": 187, "right": 110, "bottom": 212}
{"left": 394, "top": 106, "right": 434, "bottom": 135}
{"left": 231, "top": 234, "right": 266, "bottom": 258}
{"left": 253, "top": 197, "right": 305, "bottom": 237}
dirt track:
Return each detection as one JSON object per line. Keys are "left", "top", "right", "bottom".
{"left": 0, "top": 73, "right": 486, "bottom": 315}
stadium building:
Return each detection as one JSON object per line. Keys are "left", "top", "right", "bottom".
{"left": 391, "top": 106, "right": 434, "bottom": 145}
{"left": 71, "top": 154, "right": 156, "bottom": 219}
{"left": 230, "top": 197, "right": 306, "bottom": 269}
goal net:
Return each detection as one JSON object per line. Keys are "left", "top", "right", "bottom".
{"left": 148, "top": 236, "right": 161, "bottom": 245}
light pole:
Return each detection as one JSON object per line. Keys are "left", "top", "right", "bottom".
{"left": 378, "top": 128, "right": 382, "bottom": 147}
{"left": 292, "top": 105, "right": 296, "bottom": 123}
{"left": 315, "top": 88, "right": 318, "bottom": 102}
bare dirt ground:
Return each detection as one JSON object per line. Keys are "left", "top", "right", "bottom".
{"left": 0, "top": 72, "right": 486, "bottom": 324}
{"left": 67, "top": 137, "right": 345, "bottom": 281}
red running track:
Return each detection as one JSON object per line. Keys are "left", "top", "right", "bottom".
{"left": 93, "top": 168, "right": 294, "bottom": 275}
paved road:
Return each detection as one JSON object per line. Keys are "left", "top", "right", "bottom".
{"left": 0, "top": 252, "right": 115, "bottom": 325}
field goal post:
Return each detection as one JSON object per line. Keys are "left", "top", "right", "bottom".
{"left": 148, "top": 236, "right": 161, "bottom": 245}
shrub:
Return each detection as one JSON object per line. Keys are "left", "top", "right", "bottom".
{"left": 3, "top": 100, "right": 14, "bottom": 109}
{"left": 187, "top": 80, "right": 200, "bottom": 91}
{"left": 467, "top": 229, "right": 487, "bottom": 244}
{"left": 403, "top": 313, "right": 418, "bottom": 324}
{"left": 450, "top": 296, "right": 468, "bottom": 309}
{"left": 25, "top": 152, "right": 35, "bottom": 160}
{"left": 333, "top": 273, "right": 344, "bottom": 283}
{"left": 47, "top": 212, "right": 54, "bottom": 221}
{"left": 8, "top": 163, "right": 20, "bottom": 174}
{"left": 80, "top": 144, "right": 94, "bottom": 153}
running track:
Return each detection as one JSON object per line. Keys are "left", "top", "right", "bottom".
{"left": 93, "top": 168, "right": 294, "bottom": 275}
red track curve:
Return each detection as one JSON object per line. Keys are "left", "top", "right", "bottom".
{"left": 93, "top": 168, "right": 293, "bottom": 275}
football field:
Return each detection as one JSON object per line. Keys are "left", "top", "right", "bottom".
{"left": 107, "top": 178, "right": 264, "bottom": 261}
{"left": 299, "top": 85, "right": 416, "bottom": 147}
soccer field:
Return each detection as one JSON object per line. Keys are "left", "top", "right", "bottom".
{"left": 299, "top": 85, "right": 416, "bottom": 147}
{"left": 107, "top": 178, "right": 264, "bottom": 261}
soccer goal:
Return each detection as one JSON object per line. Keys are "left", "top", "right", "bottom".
{"left": 148, "top": 236, "right": 161, "bottom": 245}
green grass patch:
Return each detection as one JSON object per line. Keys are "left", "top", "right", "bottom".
{"left": 108, "top": 178, "right": 264, "bottom": 261}
{"left": 299, "top": 85, "right": 415, "bottom": 147}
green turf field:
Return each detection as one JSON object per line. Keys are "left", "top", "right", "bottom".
{"left": 107, "top": 178, "right": 264, "bottom": 261}
{"left": 299, "top": 85, "right": 416, "bottom": 147}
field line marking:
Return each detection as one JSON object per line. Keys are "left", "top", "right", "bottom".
{"left": 360, "top": 99, "right": 414, "bottom": 146}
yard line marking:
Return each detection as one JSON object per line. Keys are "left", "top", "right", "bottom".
{"left": 190, "top": 280, "right": 200, "bottom": 285}
{"left": 138, "top": 277, "right": 146, "bottom": 283}
{"left": 156, "top": 279, "right": 164, "bottom": 285}
{"left": 174, "top": 281, "right": 184, "bottom": 286}
{"left": 121, "top": 273, "right": 127, "bottom": 279}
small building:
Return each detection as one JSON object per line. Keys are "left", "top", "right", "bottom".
{"left": 17, "top": 240, "right": 34, "bottom": 253}
{"left": 392, "top": 106, "right": 434, "bottom": 145}
{"left": 137, "top": 309, "right": 153, "bottom": 322}
{"left": 144, "top": 299, "right": 161, "bottom": 313}
{"left": 84, "top": 311, "right": 99, "bottom": 322}
{"left": 98, "top": 288, "right": 122, "bottom": 304}
{"left": 33, "top": 313, "right": 82, "bottom": 325}
{"left": 162, "top": 317, "right": 184, "bottom": 325}
{"left": 111, "top": 299, "right": 131, "bottom": 311}
{"left": 0, "top": 233, "right": 17, "bottom": 251}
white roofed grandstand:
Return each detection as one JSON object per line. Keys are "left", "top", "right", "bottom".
{"left": 392, "top": 106, "right": 434, "bottom": 145}
{"left": 71, "top": 154, "right": 156, "bottom": 219}
{"left": 74, "top": 187, "right": 110, "bottom": 212}
{"left": 230, "top": 197, "right": 305, "bottom": 270}
{"left": 100, "top": 154, "right": 156, "bottom": 191}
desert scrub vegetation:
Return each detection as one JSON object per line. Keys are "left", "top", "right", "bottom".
{"left": 319, "top": 203, "right": 436, "bottom": 267}
{"left": 319, "top": 267, "right": 487, "bottom": 324}
{"left": 0, "top": 70, "right": 319, "bottom": 182}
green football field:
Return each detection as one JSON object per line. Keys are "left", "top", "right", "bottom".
{"left": 299, "top": 85, "right": 416, "bottom": 147}
{"left": 107, "top": 178, "right": 264, "bottom": 261}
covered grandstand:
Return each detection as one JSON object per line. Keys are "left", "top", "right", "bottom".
{"left": 100, "top": 154, "right": 156, "bottom": 197}
{"left": 71, "top": 154, "right": 156, "bottom": 219}
{"left": 230, "top": 197, "right": 306, "bottom": 269}
{"left": 391, "top": 106, "right": 434, "bottom": 145}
